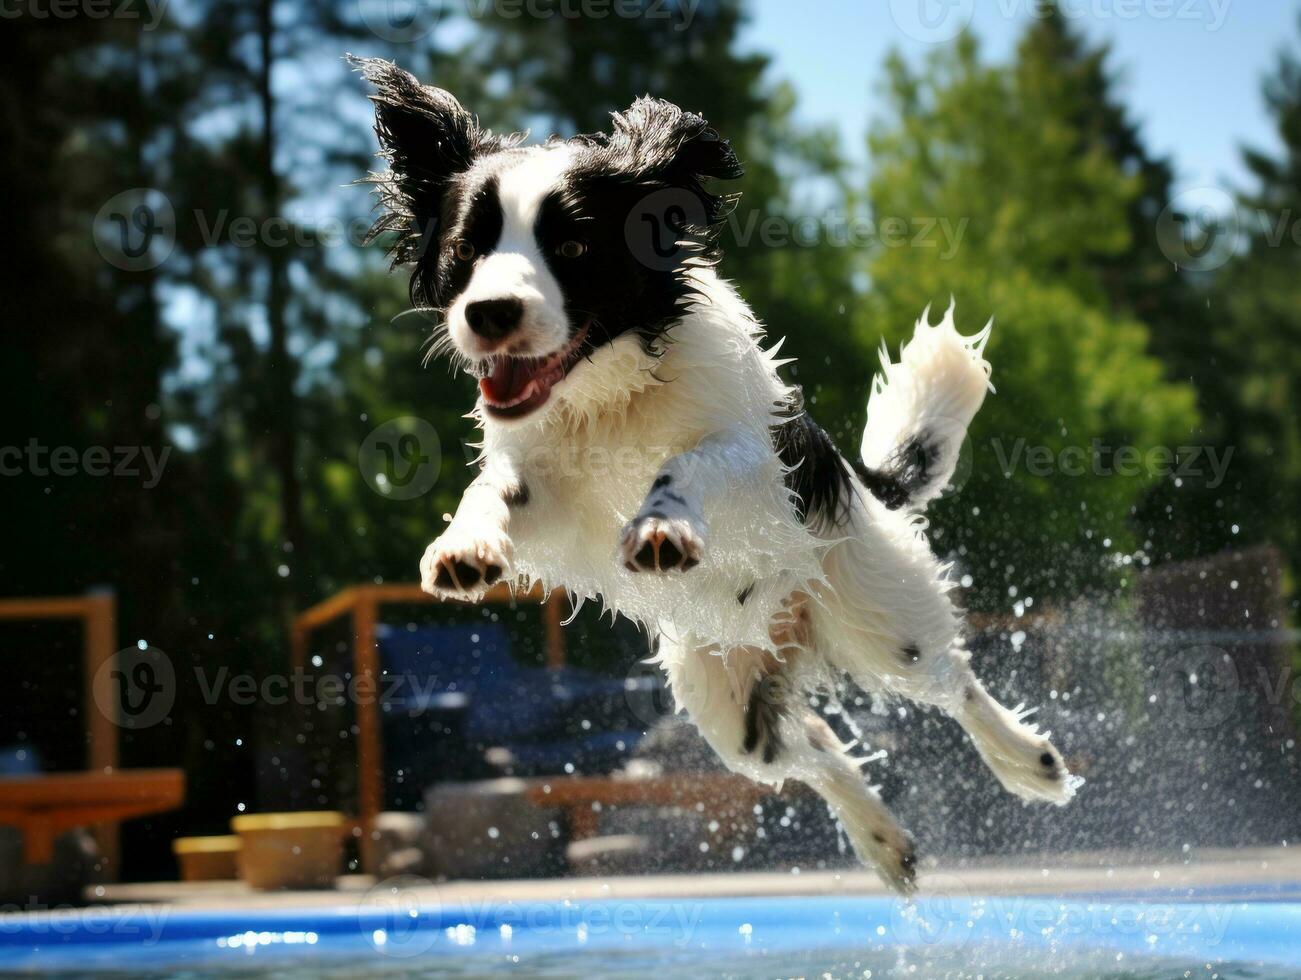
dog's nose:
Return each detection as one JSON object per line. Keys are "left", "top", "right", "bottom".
{"left": 465, "top": 298, "right": 523, "bottom": 342}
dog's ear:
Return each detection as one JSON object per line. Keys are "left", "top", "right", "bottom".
{"left": 606, "top": 97, "right": 743, "bottom": 226}
{"left": 611, "top": 97, "right": 744, "bottom": 181}
{"left": 352, "top": 57, "right": 514, "bottom": 298}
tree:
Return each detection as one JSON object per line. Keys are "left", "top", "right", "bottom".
{"left": 861, "top": 32, "right": 1198, "bottom": 611}
{"left": 1016, "top": 4, "right": 1190, "bottom": 338}
{"left": 1210, "top": 17, "right": 1301, "bottom": 580}
{"left": 1014, "top": 3, "right": 1244, "bottom": 570}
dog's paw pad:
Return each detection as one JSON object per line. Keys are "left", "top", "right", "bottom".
{"left": 421, "top": 534, "right": 511, "bottom": 599}
{"left": 1037, "top": 745, "right": 1066, "bottom": 782}
{"left": 620, "top": 514, "right": 704, "bottom": 573}
{"left": 865, "top": 827, "right": 918, "bottom": 895}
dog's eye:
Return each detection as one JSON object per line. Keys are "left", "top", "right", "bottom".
{"left": 452, "top": 239, "right": 476, "bottom": 261}
{"left": 557, "top": 240, "right": 587, "bottom": 259}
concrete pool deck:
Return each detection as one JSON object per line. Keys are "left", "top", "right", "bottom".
{"left": 76, "top": 846, "right": 1301, "bottom": 912}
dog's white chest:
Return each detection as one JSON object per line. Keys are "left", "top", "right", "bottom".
{"left": 494, "top": 422, "right": 820, "bottom": 650}
{"left": 507, "top": 412, "right": 686, "bottom": 592}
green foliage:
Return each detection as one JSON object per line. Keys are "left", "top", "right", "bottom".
{"left": 861, "top": 30, "right": 1198, "bottom": 609}
{"left": 1211, "top": 17, "right": 1301, "bottom": 586}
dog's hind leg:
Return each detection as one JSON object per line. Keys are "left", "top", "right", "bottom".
{"left": 893, "top": 639, "right": 1075, "bottom": 805}
{"left": 655, "top": 633, "right": 917, "bottom": 892}
{"left": 814, "top": 528, "right": 1075, "bottom": 806}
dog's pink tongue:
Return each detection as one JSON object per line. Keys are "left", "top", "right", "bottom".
{"left": 481, "top": 359, "right": 534, "bottom": 404}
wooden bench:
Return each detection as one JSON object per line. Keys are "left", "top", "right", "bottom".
{"left": 524, "top": 772, "right": 797, "bottom": 840}
{"left": 0, "top": 769, "right": 185, "bottom": 864}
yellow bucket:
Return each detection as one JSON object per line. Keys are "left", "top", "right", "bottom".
{"left": 172, "top": 835, "right": 241, "bottom": 881}
{"left": 230, "top": 812, "right": 345, "bottom": 890}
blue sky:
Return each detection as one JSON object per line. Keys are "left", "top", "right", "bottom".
{"left": 740, "top": 0, "right": 1297, "bottom": 195}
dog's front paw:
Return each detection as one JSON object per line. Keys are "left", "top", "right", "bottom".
{"left": 620, "top": 512, "right": 704, "bottom": 573}
{"left": 420, "top": 529, "right": 512, "bottom": 599}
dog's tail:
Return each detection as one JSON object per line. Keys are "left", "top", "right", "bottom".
{"left": 856, "top": 300, "right": 993, "bottom": 511}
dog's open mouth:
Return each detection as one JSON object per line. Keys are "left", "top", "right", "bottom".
{"left": 479, "top": 324, "right": 590, "bottom": 420}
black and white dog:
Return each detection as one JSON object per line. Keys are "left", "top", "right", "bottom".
{"left": 357, "top": 59, "right": 1075, "bottom": 891}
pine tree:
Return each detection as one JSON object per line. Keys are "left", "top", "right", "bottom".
{"left": 1016, "top": 3, "right": 1191, "bottom": 344}
{"left": 1013, "top": 4, "right": 1242, "bottom": 572}
{"left": 1209, "top": 17, "right": 1301, "bottom": 578}
{"left": 862, "top": 31, "right": 1198, "bottom": 611}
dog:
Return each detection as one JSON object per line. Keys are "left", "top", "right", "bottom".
{"left": 356, "top": 58, "right": 1076, "bottom": 891}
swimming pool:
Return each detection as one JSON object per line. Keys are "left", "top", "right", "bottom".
{"left": 3, "top": 890, "right": 1299, "bottom": 977}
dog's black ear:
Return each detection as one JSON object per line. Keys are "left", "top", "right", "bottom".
{"left": 351, "top": 57, "right": 514, "bottom": 298}
{"left": 611, "top": 97, "right": 744, "bottom": 180}
{"left": 606, "top": 97, "right": 743, "bottom": 226}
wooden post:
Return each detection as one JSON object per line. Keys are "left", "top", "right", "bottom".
{"left": 83, "top": 591, "right": 120, "bottom": 877}
{"left": 289, "top": 623, "right": 306, "bottom": 674}
{"left": 543, "top": 588, "right": 568, "bottom": 670}
{"left": 83, "top": 592, "right": 119, "bottom": 776}
{"left": 288, "top": 582, "right": 569, "bottom": 868}
{"left": 353, "top": 593, "right": 382, "bottom": 873}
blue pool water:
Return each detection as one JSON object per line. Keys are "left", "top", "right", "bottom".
{"left": 2, "top": 891, "right": 1300, "bottom": 978}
